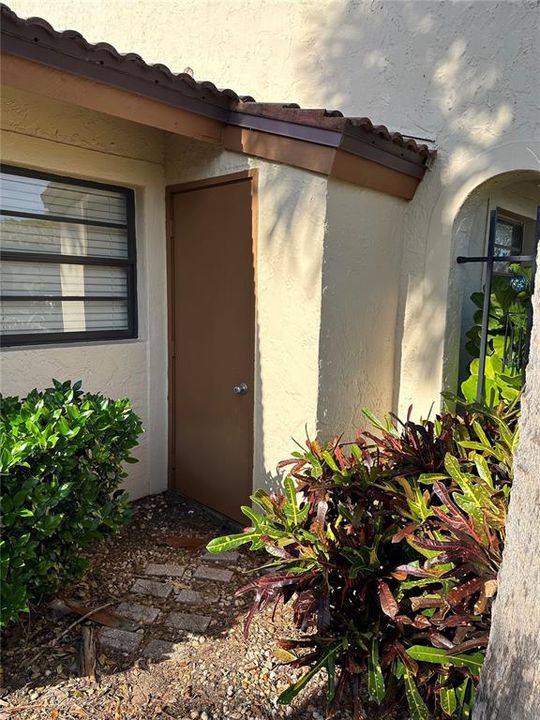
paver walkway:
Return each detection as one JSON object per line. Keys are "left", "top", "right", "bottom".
{"left": 99, "top": 550, "right": 240, "bottom": 660}
{"left": 2, "top": 494, "right": 329, "bottom": 720}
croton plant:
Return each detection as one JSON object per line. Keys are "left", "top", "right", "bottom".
{"left": 207, "top": 402, "right": 518, "bottom": 719}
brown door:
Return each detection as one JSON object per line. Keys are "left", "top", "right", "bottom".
{"left": 169, "top": 175, "right": 255, "bottom": 523}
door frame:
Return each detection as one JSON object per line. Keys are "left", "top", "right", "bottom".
{"left": 165, "top": 169, "right": 259, "bottom": 493}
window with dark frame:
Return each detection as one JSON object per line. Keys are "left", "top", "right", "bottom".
{"left": 493, "top": 211, "right": 524, "bottom": 274}
{"left": 0, "top": 165, "right": 137, "bottom": 347}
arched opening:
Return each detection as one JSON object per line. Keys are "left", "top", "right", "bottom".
{"left": 444, "top": 170, "right": 540, "bottom": 405}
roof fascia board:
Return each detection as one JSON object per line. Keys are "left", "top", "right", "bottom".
{"left": 331, "top": 149, "right": 418, "bottom": 200}
{"left": 223, "top": 126, "right": 336, "bottom": 175}
{"left": 1, "top": 34, "right": 231, "bottom": 123}
{"left": 1, "top": 53, "right": 225, "bottom": 144}
{"left": 223, "top": 126, "right": 419, "bottom": 200}
{"left": 232, "top": 111, "right": 427, "bottom": 178}
{"left": 227, "top": 110, "right": 342, "bottom": 149}
{"left": 340, "top": 129, "right": 425, "bottom": 178}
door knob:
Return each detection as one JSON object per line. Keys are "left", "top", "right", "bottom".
{"left": 233, "top": 383, "right": 248, "bottom": 395}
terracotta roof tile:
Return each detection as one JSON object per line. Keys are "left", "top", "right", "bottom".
{"left": 231, "top": 102, "right": 434, "bottom": 159}
{"left": 0, "top": 3, "right": 255, "bottom": 111}
{"left": 1, "top": 3, "right": 436, "bottom": 166}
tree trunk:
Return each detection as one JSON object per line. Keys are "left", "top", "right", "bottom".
{"left": 473, "top": 279, "right": 540, "bottom": 719}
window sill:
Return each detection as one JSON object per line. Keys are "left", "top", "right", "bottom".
{"left": 1, "top": 337, "right": 144, "bottom": 352}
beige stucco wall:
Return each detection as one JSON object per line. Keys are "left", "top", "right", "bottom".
{"left": 0, "top": 84, "right": 406, "bottom": 496}
{"left": 318, "top": 179, "right": 404, "bottom": 436}
{"left": 2, "top": 0, "right": 539, "bottom": 493}
{"left": 0, "top": 88, "right": 332, "bottom": 496}
{"left": 0, "top": 86, "right": 168, "bottom": 499}
{"left": 9, "top": 0, "right": 538, "bottom": 417}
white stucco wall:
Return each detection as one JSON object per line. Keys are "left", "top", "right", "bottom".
{"left": 8, "top": 0, "right": 539, "bottom": 418}
{"left": 0, "top": 87, "right": 168, "bottom": 499}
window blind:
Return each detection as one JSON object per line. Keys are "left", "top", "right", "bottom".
{"left": 0, "top": 165, "right": 137, "bottom": 346}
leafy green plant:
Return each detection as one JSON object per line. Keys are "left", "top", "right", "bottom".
{"left": 0, "top": 380, "right": 142, "bottom": 626}
{"left": 461, "top": 265, "right": 531, "bottom": 406}
{"left": 207, "top": 406, "right": 517, "bottom": 719}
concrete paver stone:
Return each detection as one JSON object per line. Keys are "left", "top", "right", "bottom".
{"left": 176, "top": 589, "right": 206, "bottom": 604}
{"left": 131, "top": 578, "right": 173, "bottom": 598}
{"left": 165, "top": 611, "right": 211, "bottom": 633}
{"left": 145, "top": 563, "right": 186, "bottom": 578}
{"left": 201, "top": 550, "right": 239, "bottom": 563}
{"left": 100, "top": 627, "right": 143, "bottom": 653}
{"left": 143, "top": 638, "right": 184, "bottom": 660}
{"left": 193, "top": 565, "right": 234, "bottom": 583}
{"left": 116, "top": 601, "right": 161, "bottom": 624}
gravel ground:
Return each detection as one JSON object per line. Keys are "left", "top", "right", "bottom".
{"left": 1, "top": 493, "right": 349, "bottom": 720}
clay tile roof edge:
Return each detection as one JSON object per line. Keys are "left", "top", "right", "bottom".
{"left": 0, "top": 3, "right": 253, "bottom": 122}
{"left": 0, "top": 3, "right": 436, "bottom": 170}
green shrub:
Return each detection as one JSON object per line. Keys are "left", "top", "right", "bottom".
{"left": 207, "top": 404, "right": 518, "bottom": 719}
{"left": 0, "top": 379, "right": 142, "bottom": 626}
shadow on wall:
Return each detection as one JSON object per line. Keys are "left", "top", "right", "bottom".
{"left": 295, "top": 0, "right": 536, "bottom": 417}
{"left": 167, "top": 2, "right": 537, "bottom": 489}
{"left": 252, "top": 164, "right": 327, "bottom": 494}
{"left": 299, "top": 0, "right": 524, "bottom": 143}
